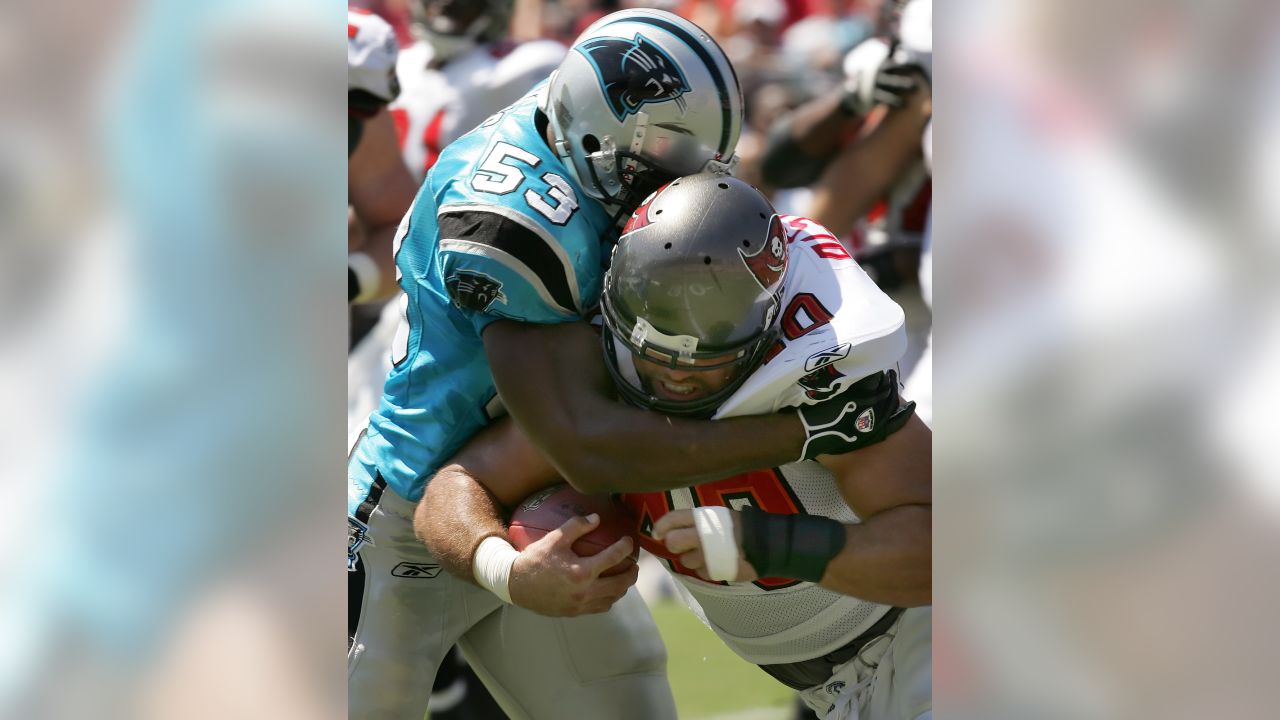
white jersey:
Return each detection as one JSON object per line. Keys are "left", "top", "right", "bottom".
{"left": 389, "top": 39, "right": 565, "bottom": 181}
{"left": 620, "top": 216, "right": 908, "bottom": 666}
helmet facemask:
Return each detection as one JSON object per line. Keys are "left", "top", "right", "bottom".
{"left": 542, "top": 9, "right": 744, "bottom": 225}
{"left": 547, "top": 101, "right": 739, "bottom": 223}
{"left": 597, "top": 174, "right": 788, "bottom": 418}
{"left": 601, "top": 285, "right": 779, "bottom": 418}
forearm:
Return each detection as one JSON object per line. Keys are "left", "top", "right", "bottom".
{"left": 821, "top": 504, "right": 931, "bottom": 606}
{"left": 415, "top": 465, "right": 509, "bottom": 584}
{"left": 565, "top": 408, "right": 805, "bottom": 493}
{"left": 760, "top": 94, "right": 856, "bottom": 188}
{"left": 487, "top": 320, "right": 807, "bottom": 493}
{"left": 788, "top": 92, "right": 856, "bottom": 156}
{"left": 807, "top": 102, "right": 929, "bottom": 237}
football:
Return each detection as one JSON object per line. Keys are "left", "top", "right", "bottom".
{"left": 507, "top": 484, "right": 640, "bottom": 577}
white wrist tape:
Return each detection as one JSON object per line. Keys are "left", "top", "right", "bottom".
{"left": 472, "top": 536, "right": 519, "bottom": 603}
{"left": 693, "top": 506, "right": 741, "bottom": 582}
{"left": 348, "top": 251, "right": 381, "bottom": 303}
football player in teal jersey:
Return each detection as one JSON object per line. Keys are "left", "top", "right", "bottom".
{"left": 348, "top": 10, "right": 891, "bottom": 719}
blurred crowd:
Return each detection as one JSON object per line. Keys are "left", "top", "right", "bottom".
{"left": 347, "top": 0, "right": 934, "bottom": 420}
{"left": 350, "top": 0, "right": 912, "bottom": 219}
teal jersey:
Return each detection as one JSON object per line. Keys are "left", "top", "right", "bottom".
{"left": 351, "top": 84, "right": 615, "bottom": 513}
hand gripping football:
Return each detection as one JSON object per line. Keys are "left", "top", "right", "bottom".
{"left": 508, "top": 484, "right": 640, "bottom": 577}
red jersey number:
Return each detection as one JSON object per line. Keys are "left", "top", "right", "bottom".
{"left": 621, "top": 470, "right": 804, "bottom": 591}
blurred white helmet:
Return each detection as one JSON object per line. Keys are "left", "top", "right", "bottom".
{"left": 542, "top": 9, "right": 744, "bottom": 213}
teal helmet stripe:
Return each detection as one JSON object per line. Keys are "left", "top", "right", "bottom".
{"left": 599, "top": 15, "right": 738, "bottom": 159}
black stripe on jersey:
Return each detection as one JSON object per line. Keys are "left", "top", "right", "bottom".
{"left": 348, "top": 553, "right": 365, "bottom": 652}
{"left": 354, "top": 472, "right": 386, "bottom": 524}
{"left": 438, "top": 210, "right": 578, "bottom": 315}
{"left": 611, "top": 15, "right": 739, "bottom": 159}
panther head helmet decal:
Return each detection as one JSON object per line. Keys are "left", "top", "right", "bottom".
{"left": 577, "top": 33, "right": 691, "bottom": 122}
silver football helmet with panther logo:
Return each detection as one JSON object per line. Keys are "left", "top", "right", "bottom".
{"left": 601, "top": 175, "right": 788, "bottom": 417}
{"left": 542, "top": 9, "right": 744, "bottom": 215}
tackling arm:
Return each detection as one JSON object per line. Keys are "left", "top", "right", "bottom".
{"left": 484, "top": 319, "right": 810, "bottom": 494}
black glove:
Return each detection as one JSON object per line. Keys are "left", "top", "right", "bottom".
{"left": 796, "top": 370, "right": 916, "bottom": 461}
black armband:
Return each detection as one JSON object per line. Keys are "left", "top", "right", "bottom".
{"left": 798, "top": 370, "right": 917, "bottom": 460}
{"left": 760, "top": 118, "right": 836, "bottom": 189}
{"left": 739, "top": 508, "right": 847, "bottom": 583}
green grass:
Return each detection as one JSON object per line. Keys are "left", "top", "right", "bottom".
{"left": 649, "top": 600, "right": 795, "bottom": 720}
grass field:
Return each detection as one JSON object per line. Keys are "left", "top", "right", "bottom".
{"left": 649, "top": 600, "right": 795, "bottom": 720}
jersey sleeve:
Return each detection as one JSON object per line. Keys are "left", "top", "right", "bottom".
{"left": 436, "top": 205, "right": 588, "bottom": 331}
{"left": 714, "top": 217, "right": 908, "bottom": 419}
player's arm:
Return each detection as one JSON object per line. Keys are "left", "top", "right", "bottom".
{"left": 806, "top": 71, "right": 932, "bottom": 238}
{"left": 485, "top": 319, "right": 868, "bottom": 494}
{"left": 445, "top": 200, "right": 874, "bottom": 494}
{"left": 416, "top": 417, "right": 638, "bottom": 617}
{"left": 811, "top": 411, "right": 931, "bottom": 605}
{"left": 654, "top": 409, "right": 931, "bottom": 607}
{"left": 760, "top": 40, "right": 925, "bottom": 189}
{"left": 348, "top": 110, "right": 416, "bottom": 303}
{"left": 759, "top": 91, "right": 860, "bottom": 189}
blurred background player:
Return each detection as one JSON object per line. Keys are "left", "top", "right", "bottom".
{"left": 420, "top": 175, "right": 932, "bottom": 720}
{"left": 348, "top": 8, "right": 415, "bottom": 309}
{"left": 760, "top": 0, "right": 932, "bottom": 421}
{"left": 393, "top": 0, "right": 566, "bottom": 183}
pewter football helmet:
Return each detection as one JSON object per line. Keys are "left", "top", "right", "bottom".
{"left": 601, "top": 175, "right": 788, "bottom": 416}
{"left": 543, "top": 9, "right": 744, "bottom": 216}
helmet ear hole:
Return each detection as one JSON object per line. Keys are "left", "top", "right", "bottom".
{"left": 582, "top": 134, "right": 601, "bottom": 153}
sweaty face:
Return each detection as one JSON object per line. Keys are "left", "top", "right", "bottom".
{"left": 633, "top": 355, "right": 741, "bottom": 404}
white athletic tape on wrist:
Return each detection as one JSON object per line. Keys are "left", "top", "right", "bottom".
{"left": 473, "top": 536, "right": 519, "bottom": 603}
{"left": 349, "top": 251, "right": 381, "bottom": 303}
{"left": 693, "top": 506, "right": 741, "bottom": 582}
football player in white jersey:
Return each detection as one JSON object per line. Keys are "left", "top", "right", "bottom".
{"left": 391, "top": 0, "right": 567, "bottom": 182}
{"left": 420, "top": 175, "right": 932, "bottom": 720}
{"left": 348, "top": 8, "right": 416, "bottom": 305}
